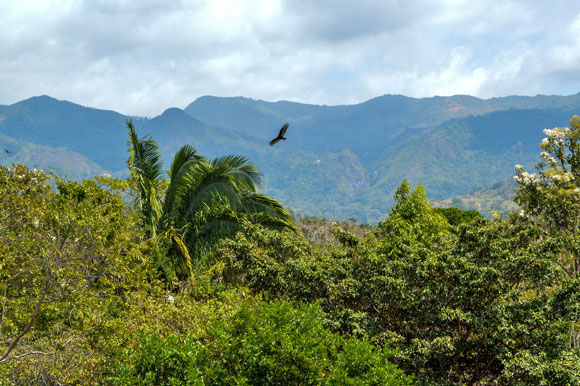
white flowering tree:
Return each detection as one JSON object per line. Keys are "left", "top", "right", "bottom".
{"left": 514, "top": 115, "right": 580, "bottom": 275}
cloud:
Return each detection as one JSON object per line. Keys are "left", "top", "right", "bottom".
{"left": 0, "top": 0, "right": 579, "bottom": 115}
{"left": 270, "top": 0, "right": 433, "bottom": 43}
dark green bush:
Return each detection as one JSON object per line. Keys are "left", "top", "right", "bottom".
{"left": 433, "top": 207, "right": 484, "bottom": 226}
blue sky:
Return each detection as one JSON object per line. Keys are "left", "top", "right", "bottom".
{"left": 1, "top": 0, "right": 580, "bottom": 116}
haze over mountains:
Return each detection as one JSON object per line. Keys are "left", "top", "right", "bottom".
{"left": 1, "top": 93, "right": 580, "bottom": 222}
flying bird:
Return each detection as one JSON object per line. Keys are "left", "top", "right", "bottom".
{"left": 3, "top": 149, "right": 12, "bottom": 154}
{"left": 269, "top": 123, "right": 289, "bottom": 146}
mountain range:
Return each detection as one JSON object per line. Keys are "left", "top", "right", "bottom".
{"left": 1, "top": 93, "right": 579, "bottom": 222}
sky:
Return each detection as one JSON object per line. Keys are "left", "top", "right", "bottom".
{"left": 1, "top": 0, "right": 580, "bottom": 116}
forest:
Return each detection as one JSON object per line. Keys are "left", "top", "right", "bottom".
{"left": 1, "top": 116, "right": 580, "bottom": 385}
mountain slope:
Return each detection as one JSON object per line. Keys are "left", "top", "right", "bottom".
{"left": 184, "top": 93, "right": 580, "bottom": 163}
{"left": 139, "top": 107, "right": 263, "bottom": 157}
{"left": 0, "top": 96, "right": 128, "bottom": 172}
{"left": 432, "top": 180, "right": 519, "bottom": 218}
{"left": 0, "top": 133, "right": 103, "bottom": 179}
{"left": 2, "top": 94, "right": 580, "bottom": 222}
{"left": 371, "top": 108, "right": 578, "bottom": 200}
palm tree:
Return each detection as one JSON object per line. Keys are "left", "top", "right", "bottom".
{"left": 127, "top": 121, "right": 295, "bottom": 279}
{"left": 127, "top": 121, "right": 165, "bottom": 238}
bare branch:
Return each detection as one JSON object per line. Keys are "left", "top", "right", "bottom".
{"left": 0, "top": 286, "right": 6, "bottom": 333}
{"left": 2, "top": 351, "right": 55, "bottom": 361}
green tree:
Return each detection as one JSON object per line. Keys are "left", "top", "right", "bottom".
{"left": 376, "top": 180, "right": 450, "bottom": 256}
{"left": 127, "top": 121, "right": 295, "bottom": 278}
{"left": 0, "top": 164, "right": 150, "bottom": 383}
{"left": 433, "top": 207, "right": 484, "bottom": 227}
{"left": 221, "top": 181, "right": 580, "bottom": 385}
{"left": 514, "top": 115, "right": 580, "bottom": 276}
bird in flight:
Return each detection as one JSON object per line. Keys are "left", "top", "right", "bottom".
{"left": 269, "top": 123, "right": 289, "bottom": 146}
{"left": 3, "top": 149, "right": 12, "bottom": 154}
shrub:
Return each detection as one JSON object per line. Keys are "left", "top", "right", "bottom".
{"left": 109, "top": 299, "right": 412, "bottom": 385}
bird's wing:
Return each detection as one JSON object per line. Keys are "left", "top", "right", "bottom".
{"left": 269, "top": 138, "right": 281, "bottom": 146}
{"left": 279, "top": 123, "right": 289, "bottom": 136}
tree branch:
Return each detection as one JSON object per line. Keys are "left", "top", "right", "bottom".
{"left": 0, "top": 276, "right": 51, "bottom": 363}
{"left": 0, "top": 285, "right": 7, "bottom": 333}
{"left": 2, "top": 351, "right": 55, "bottom": 361}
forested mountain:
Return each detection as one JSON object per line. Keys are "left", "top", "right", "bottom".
{"left": 0, "top": 96, "right": 128, "bottom": 172}
{"left": 0, "top": 133, "right": 103, "bottom": 180}
{"left": 184, "top": 93, "right": 580, "bottom": 160}
{"left": 1, "top": 93, "right": 580, "bottom": 222}
{"left": 370, "top": 108, "right": 579, "bottom": 202}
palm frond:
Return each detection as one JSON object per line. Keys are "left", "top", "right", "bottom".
{"left": 127, "top": 121, "right": 164, "bottom": 186}
{"left": 239, "top": 191, "right": 297, "bottom": 231}
{"left": 245, "top": 212, "right": 297, "bottom": 230}
{"left": 177, "top": 159, "right": 245, "bottom": 221}
{"left": 169, "top": 145, "right": 205, "bottom": 180}
{"left": 211, "top": 155, "right": 263, "bottom": 190}
{"left": 170, "top": 230, "right": 195, "bottom": 282}
{"left": 162, "top": 145, "right": 205, "bottom": 227}
{"left": 189, "top": 217, "right": 244, "bottom": 266}
{"left": 181, "top": 180, "right": 239, "bottom": 222}
{"left": 127, "top": 120, "right": 164, "bottom": 236}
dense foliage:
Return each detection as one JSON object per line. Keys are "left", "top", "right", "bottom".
{"left": 220, "top": 184, "right": 580, "bottom": 384}
{"left": 110, "top": 300, "right": 412, "bottom": 385}
{"left": 432, "top": 207, "right": 483, "bottom": 226}
{"left": 2, "top": 115, "right": 580, "bottom": 385}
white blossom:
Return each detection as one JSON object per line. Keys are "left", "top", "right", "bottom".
{"left": 514, "top": 170, "right": 539, "bottom": 185}
{"left": 550, "top": 172, "right": 573, "bottom": 183}
{"left": 540, "top": 152, "right": 558, "bottom": 166}
{"left": 543, "top": 127, "right": 569, "bottom": 141}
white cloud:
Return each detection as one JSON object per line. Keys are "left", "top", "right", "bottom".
{"left": 0, "top": 0, "right": 579, "bottom": 115}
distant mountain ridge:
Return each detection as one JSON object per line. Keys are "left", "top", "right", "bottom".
{"left": 0, "top": 95, "right": 128, "bottom": 172}
{"left": 1, "top": 93, "right": 579, "bottom": 222}
{"left": 184, "top": 93, "right": 580, "bottom": 164}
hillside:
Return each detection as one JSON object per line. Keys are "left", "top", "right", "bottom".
{"left": 0, "top": 133, "right": 104, "bottom": 180}
{"left": 1, "top": 94, "right": 580, "bottom": 222}
{"left": 0, "top": 96, "right": 129, "bottom": 172}
{"left": 370, "top": 108, "right": 579, "bottom": 201}
{"left": 432, "top": 180, "right": 520, "bottom": 218}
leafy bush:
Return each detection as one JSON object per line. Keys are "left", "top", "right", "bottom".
{"left": 109, "top": 300, "right": 412, "bottom": 385}
{"left": 433, "top": 207, "right": 484, "bottom": 226}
